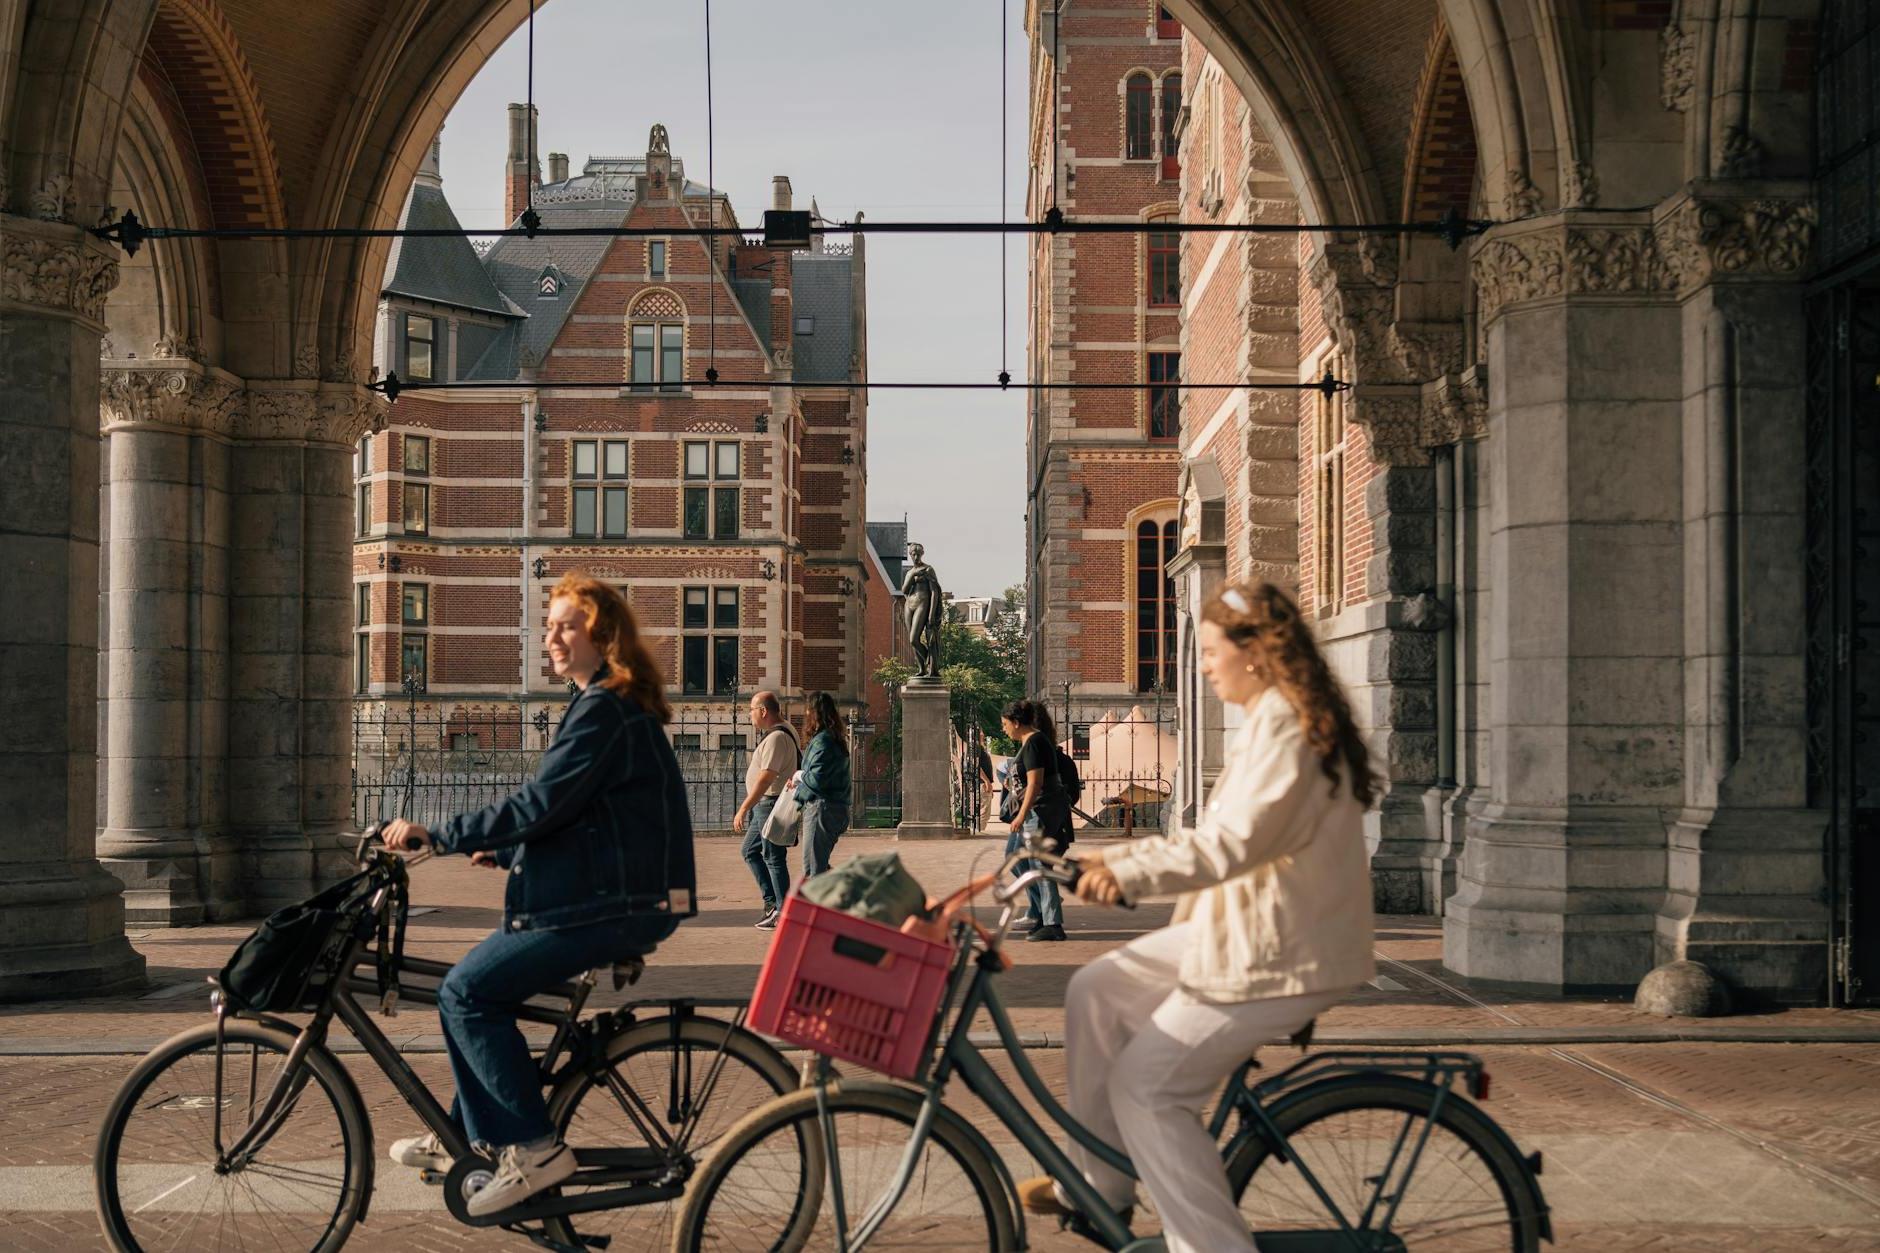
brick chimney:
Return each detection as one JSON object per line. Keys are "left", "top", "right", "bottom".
{"left": 505, "top": 102, "right": 540, "bottom": 224}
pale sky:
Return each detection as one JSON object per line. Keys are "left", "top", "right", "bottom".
{"left": 437, "top": 0, "right": 1031, "bottom": 600}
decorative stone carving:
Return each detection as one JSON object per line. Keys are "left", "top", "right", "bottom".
{"left": 1654, "top": 193, "right": 1817, "bottom": 290}
{"left": 1564, "top": 161, "right": 1600, "bottom": 210}
{"left": 1718, "top": 126, "right": 1763, "bottom": 179}
{"left": 1388, "top": 322, "right": 1465, "bottom": 380}
{"left": 30, "top": 174, "right": 71, "bottom": 222}
{"left": 1421, "top": 372, "right": 1487, "bottom": 446}
{"left": 771, "top": 342, "right": 794, "bottom": 372}
{"left": 1564, "top": 227, "right": 1670, "bottom": 294}
{"left": 239, "top": 388, "right": 319, "bottom": 441}
{"left": 1660, "top": 24, "right": 1696, "bottom": 112}
{"left": 314, "top": 387, "right": 388, "bottom": 446}
{"left": 152, "top": 333, "right": 205, "bottom": 363}
{"left": 101, "top": 365, "right": 244, "bottom": 435}
{"left": 323, "top": 350, "right": 362, "bottom": 385}
{"left": 292, "top": 344, "right": 320, "bottom": 378}
{"left": 1347, "top": 391, "right": 1427, "bottom": 466}
{"left": 1503, "top": 171, "right": 1544, "bottom": 218}
{"left": 1, "top": 218, "right": 118, "bottom": 324}
{"left": 1469, "top": 231, "right": 1565, "bottom": 340}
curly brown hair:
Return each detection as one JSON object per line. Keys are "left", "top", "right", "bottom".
{"left": 1201, "top": 582, "right": 1377, "bottom": 807}
{"left": 551, "top": 572, "right": 673, "bottom": 725}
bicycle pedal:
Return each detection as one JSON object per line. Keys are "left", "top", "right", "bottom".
{"left": 417, "top": 1168, "right": 447, "bottom": 1186}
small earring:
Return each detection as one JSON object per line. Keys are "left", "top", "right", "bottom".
{"left": 1245, "top": 664, "right": 1257, "bottom": 674}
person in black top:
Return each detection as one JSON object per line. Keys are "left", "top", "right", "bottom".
{"left": 1001, "top": 699, "right": 1069, "bottom": 940}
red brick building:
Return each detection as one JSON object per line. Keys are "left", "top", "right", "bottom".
{"left": 355, "top": 120, "right": 889, "bottom": 751}
{"left": 1024, "top": 1, "right": 1185, "bottom": 723}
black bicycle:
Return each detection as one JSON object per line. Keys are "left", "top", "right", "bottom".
{"left": 93, "top": 830, "right": 797, "bottom": 1253}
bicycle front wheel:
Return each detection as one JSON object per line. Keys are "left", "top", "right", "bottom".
{"left": 672, "top": 1081, "right": 1018, "bottom": 1252}
{"left": 543, "top": 1013, "right": 797, "bottom": 1249}
{"left": 1228, "top": 1077, "right": 1543, "bottom": 1252}
{"left": 95, "top": 1021, "right": 369, "bottom": 1253}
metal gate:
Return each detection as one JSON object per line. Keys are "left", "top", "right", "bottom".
{"left": 1812, "top": 0, "right": 1880, "bottom": 1006}
{"left": 1809, "top": 284, "right": 1880, "bottom": 1007}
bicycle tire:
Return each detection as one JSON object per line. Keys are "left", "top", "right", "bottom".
{"left": 671, "top": 1080, "right": 1020, "bottom": 1253}
{"left": 1226, "top": 1076, "right": 1544, "bottom": 1252}
{"left": 540, "top": 1013, "right": 797, "bottom": 1249}
{"left": 95, "top": 1020, "right": 371, "bottom": 1253}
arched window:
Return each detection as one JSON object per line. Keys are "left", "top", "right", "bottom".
{"left": 1134, "top": 517, "right": 1178, "bottom": 691}
{"left": 628, "top": 290, "right": 686, "bottom": 392}
{"left": 1125, "top": 74, "right": 1154, "bottom": 160}
{"left": 1160, "top": 73, "right": 1182, "bottom": 178}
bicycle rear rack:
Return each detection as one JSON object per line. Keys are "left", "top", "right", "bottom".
{"left": 1248, "top": 1050, "right": 1489, "bottom": 1103}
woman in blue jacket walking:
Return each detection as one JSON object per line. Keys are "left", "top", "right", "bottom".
{"left": 795, "top": 691, "right": 852, "bottom": 878}
{"left": 383, "top": 572, "right": 695, "bottom": 1217}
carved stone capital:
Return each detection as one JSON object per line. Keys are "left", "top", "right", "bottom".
{"left": 101, "top": 363, "right": 244, "bottom": 435}
{"left": 314, "top": 384, "right": 389, "bottom": 446}
{"left": 1653, "top": 187, "right": 1816, "bottom": 291}
{"left": 1348, "top": 388, "right": 1428, "bottom": 467}
{"left": 1471, "top": 216, "right": 1680, "bottom": 349}
{"left": 0, "top": 213, "right": 117, "bottom": 328}
{"left": 1307, "top": 247, "right": 1464, "bottom": 388}
{"left": 1420, "top": 372, "right": 1487, "bottom": 447}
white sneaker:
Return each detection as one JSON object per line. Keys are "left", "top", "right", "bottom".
{"left": 388, "top": 1130, "right": 452, "bottom": 1171}
{"left": 464, "top": 1139, "right": 577, "bottom": 1218}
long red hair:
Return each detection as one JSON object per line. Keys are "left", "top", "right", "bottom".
{"left": 1201, "top": 581, "right": 1377, "bottom": 806}
{"left": 552, "top": 572, "right": 672, "bottom": 724}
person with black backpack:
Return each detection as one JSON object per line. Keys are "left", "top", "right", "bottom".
{"left": 1000, "top": 699, "right": 1072, "bottom": 941}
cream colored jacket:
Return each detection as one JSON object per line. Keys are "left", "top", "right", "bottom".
{"left": 1104, "top": 686, "right": 1375, "bottom": 1002}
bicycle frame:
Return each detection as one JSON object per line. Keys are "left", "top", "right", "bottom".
{"left": 208, "top": 850, "right": 759, "bottom": 1208}
{"left": 815, "top": 854, "right": 1498, "bottom": 1253}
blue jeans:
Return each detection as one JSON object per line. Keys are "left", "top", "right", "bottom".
{"left": 802, "top": 798, "right": 850, "bottom": 879}
{"left": 1005, "top": 816, "right": 1063, "bottom": 928}
{"left": 439, "top": 914, "right": 678, "bottom": 1148}
{"left": 740, "top": 797, "right": 791, "bottom": 909}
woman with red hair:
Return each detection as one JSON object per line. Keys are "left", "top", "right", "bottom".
{"left": 383, "top": 573, "right": 695, "bottom": 1217}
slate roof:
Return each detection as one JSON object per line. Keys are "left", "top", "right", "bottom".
{"left": 384, "top": 183, "right": 515, "bottom": 317}
{"left": 386, "top": 152, "right": 859, "bottom": 387}
{"left": 790, "top": 254, "right": 854, "bottom": 383}
{"left": 867, "top": 521, "right": 909, "bottom": 591}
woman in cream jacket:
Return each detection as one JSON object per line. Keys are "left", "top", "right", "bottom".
{"left": 1019, "top": 581, "right": 1377, "bottom": 1253}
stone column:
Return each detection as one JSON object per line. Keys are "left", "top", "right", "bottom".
{"left": 1445, "top": 213, "right": 1686, "bottom": 989}
{"left": 0, "top": 214, "right": 144, "bottom": 998}
{"left": 96, "top": 363, "right": 243, "bottom": 923}
{"left": 228, "top": 384, "right": 378, "bottom": 912}
{"left": 1170, "top": 456, "right": 1228, "bottom": 829}
{"left": 896, "top": 682, "right": 957, "bottom": 839}
{"left": 1651, "top": 187, "right": 1826, "bottom": 1000}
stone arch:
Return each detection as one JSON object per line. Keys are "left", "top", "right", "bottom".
{"left": 629, "top": 286, "right": 687, "bottom": 321}
{"left": 141, "top": 0, "right": 286, "bottom": 232}
{"left": 1125, "top": 499, "right": 1181, "bottom": 693}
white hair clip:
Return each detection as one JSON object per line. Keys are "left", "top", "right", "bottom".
{"left": 1220, "top": 587, "right": 1251, "bottom": 614}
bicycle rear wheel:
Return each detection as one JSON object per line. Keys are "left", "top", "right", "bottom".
{"left": 95, "top": 1021, "right": 369, "bottom": 1253}
{"left": 1227, "top": 1077, "right": 1543, "bottom": 1252}
{"left": 671, "top": 1081, "right": 1018, "bottom": 1252}
{"left": 542, "top": 1013, "right": 797, "bottom": 1249}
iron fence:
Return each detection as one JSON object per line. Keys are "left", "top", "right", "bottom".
{"left": 352, "top": 689, "right": 901, "bottom": 834}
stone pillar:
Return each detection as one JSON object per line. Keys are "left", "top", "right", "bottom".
{"left": 1446, "top": 213, "right": 1686, "bottom": 989}
{"left": 228, "top": 385, "right": 378, "bottom": 912}
{"left": 97, "top": 364, "right": 243, "bottom": 923}
{"left": 896, "top": 682, "right": 957, "bottom": 839}
{"left": 1170, "top": 456, "right": 1228, "bottom": 829}
{"left": 0, "top": 214, "right": 145, "bottom": 998}
{"left": 1651, "top": 187, "right": 1826, "bottom": 1000}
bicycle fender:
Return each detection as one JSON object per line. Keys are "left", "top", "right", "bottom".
{"left": 1255, "top": 1072, "right": 1551, "bottom": 1243}
{"left": 826, "top": 1077, "right": 1028, "bottom": 1247}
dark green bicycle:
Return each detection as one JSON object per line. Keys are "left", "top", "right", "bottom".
{"left": 672, "top": 844, "right": 1552, "bottom": 1252}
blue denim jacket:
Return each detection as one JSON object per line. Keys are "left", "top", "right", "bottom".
{"left": 436, "top": 677, "right": 696, "bottom": 931}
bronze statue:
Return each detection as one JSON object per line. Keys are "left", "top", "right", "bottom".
{"left": 902, "top": 542, "right": 943, "bottom": 682}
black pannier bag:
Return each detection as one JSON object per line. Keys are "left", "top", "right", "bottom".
{"left": 218, "top": 872, "right": 374, "bottom": 1013}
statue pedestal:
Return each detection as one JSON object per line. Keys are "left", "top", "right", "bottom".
{"left": 896, "top": 682, "right": 960, "bottom": 840}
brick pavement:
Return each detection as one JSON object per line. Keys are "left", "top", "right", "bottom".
{"left": 5, "top": 835, "right": 1880, "bottom": 1248}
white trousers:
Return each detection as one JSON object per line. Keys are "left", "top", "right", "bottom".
{"left": 1061, "top": 922, "right": 1347, "bottom": 1253}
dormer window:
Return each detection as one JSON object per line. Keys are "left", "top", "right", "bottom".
{"left": 795, "top": 315, "right": 815, "bottom": 336}
{"left": 538, "top": 267, "right": 562, "bottom": 298}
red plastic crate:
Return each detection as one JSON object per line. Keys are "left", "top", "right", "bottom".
{"left": 747, "top": 892, "right": 954, "bottom": 1081}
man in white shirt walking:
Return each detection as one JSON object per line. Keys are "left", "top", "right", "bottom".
{"left": 733, "top": 690, "right": 799, "bottom": 928}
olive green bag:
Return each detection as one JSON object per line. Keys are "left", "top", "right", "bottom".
{"left": 799, "top": 851, "right": 932, "bottom": 929}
